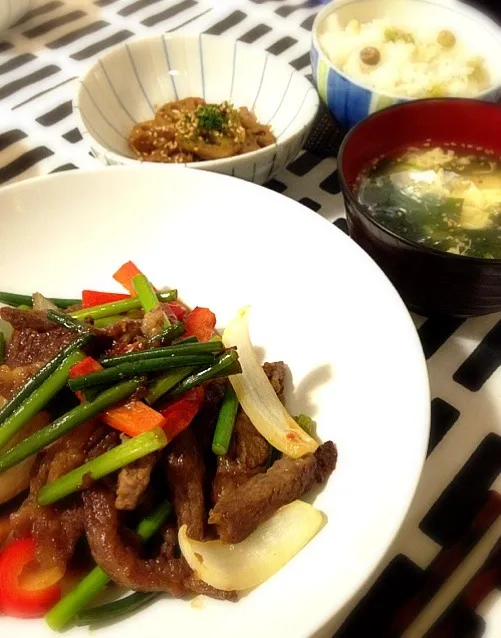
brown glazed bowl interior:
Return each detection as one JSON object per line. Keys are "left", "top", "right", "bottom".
{"left": 338, "top": 98, "right": 501, "bottom": 317}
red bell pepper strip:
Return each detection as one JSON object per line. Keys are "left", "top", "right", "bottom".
{"left": 69, "top": 356, "right": 104, "bottom": 379}
{"left": 113, "top": 261, "right": 144, "bottom": 296}
{"left": 81, "top": 290, "right": 130, "bottom": 309}
{"left": 69, "top": 357, "right": 167, "bottom": 436}
{"left": 70, "top": 357, "right": 104, "bottom": 402}
{"left": 0, "top": 538, "right": 61, "bottom": 618}
{"left": 183, "top": 307, "right": 216, "bottom": 342}
{"left": 159, "top": 386, "right": 205, "bottom": 441}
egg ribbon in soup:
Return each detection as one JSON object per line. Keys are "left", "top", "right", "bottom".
{"left": 357, "top": 147, "right": 501, "bottom": 259}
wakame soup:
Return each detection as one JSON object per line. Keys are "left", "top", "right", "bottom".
{"left": 356, "top": 147, "right": 501, "bottom": 259}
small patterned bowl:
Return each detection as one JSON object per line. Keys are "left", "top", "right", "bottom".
{"left": 338, "top": 98, "right": 501, "bottom": 317}
{"left": 0, "top": 0, "right": 33, "bottom": 32}
{"left": 74, "top": 33, "right": 319, "bottom": 184}
{"left": 311, "top": 0, "right": 501, "bottom": 130}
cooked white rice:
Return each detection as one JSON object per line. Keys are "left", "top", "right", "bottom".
{"left": 319, "top": 15, "right": 491, "bottom": 98}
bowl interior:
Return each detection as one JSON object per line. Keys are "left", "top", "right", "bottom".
{"left": 77, "top": 34, "right": 318, "bottom": 162}
{"left": 314, "top": 0, "right": 501, "bottom": 96}
{"left": 340, "top": 99, "right": 501, "bottom": 188}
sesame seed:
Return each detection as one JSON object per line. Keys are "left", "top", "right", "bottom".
{"left": 129, "top": 98, "right": 276, "bottom": 163}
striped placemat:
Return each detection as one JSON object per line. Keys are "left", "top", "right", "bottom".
{"left": 2, "top": 2, "right": 501, "bottom": 636}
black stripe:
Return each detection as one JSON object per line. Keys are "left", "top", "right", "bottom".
{"left": 120, "top": 0, "right": 164, "bottom": 17}
{"left": 62, "top": 128, "right": 83, "bottom": 144}
{"left": 36, "top": 101, "right": 72, "bottom": 126}
{"left": 23, "top": 11, "right": 86, "bottom": 38}
{"left": 267, "top": 36, "right": 297, "bottom": 56}
{"left": 301, "top": 15, "right": 316, "bottom": 31}
{"left": 334, "top": 218, "right": 349, "bottom": 234}
{"left": 0, "top": 147, "right": 54, "bottom": 185}
{"left": 290, "top": 52, "right": 311, "bottom": 71}
{"left": 168, "top": 7, "right": 212, "bottom": 32}
{"left": 265, "top": 179, "right": 287, "bottom": 193}
{"left": 453, "top": 319, "right": 501, "bottom": 391}
{"left": 0, "top": 65, "right": 60, "bottom": 101}
{"left": 239, "top": 24, "right": 271, "bottom": 44}
{"left": 95, "top": 0, "right": 119, "bottom": 4}
{"left": 420, "top": 434, "right": 501, "bottom": 546}
{"left": 287, "top": 150, "right": 323, "bottom": 176}
{"left": 299, "top": 197, "right": 321, "bottom": 212}
{"left": 47, "top": 20, "right": 108, "bottom": 49}
{"left": 0, "top": 53, "right": 36, "bottom": 76}
{"left": 205, "top": 10, "right": 246, "bottom": 35}
{"left": 13, "top": 76, "right": 76, "bottom": 110}
{"left": 13, "top": 0, "right": 63, "bottom": 27}
{"left": 319, "top": 170, "right": 340, "bottom": 194}
{"left": 336, "top": 555, "right": 424, "bottom": 638}
{"left": 275, "top": 0, "right": 314, "bottom": 15}
{"left": 0, "top": 130, "right": 27, "bottom": 153}
{"left": 275, "top": 5, "right": 295, "bottom": 18}
{"left": 51, "top": 163, "right": 78, "bottom": 173}
{"left": 418, "top": 316, "right": 465, "bottom": 359}
{"left": 142, "top": 0, "right": 197, "bottom": 27}
{"left": 427, "top": 398, "right": 459, "bottom": 456}
{"left": 71, "top": 30, "right": 133, "bottom": 61}
{"left": 0, "top": 42, "right": 14, "bottom": 53}
{"left": 431, "top": 601, "right": 483, "bottom": 638}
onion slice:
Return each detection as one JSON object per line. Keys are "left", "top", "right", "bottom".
{"left": 0, "top": 411, "right": 51, "bottom": 504}
{"left": 222, "top": 306, "right": 318, "bottom": 458}
{"left": 32, "top": 292, "right": 58, "bottom": 312}
{"left": 179, "top": 500, "right": 324, "bottom": 591}
{"left": 0, "top": 319, "right": 13, "bottom": 346}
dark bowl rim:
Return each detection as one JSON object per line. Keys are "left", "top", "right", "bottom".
{"left": 337, "top": 97, "right": 501, "bottom": 267}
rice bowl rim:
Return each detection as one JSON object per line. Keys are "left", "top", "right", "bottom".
{"left": 312, "top": 0, "right": 501, "bottom": 102}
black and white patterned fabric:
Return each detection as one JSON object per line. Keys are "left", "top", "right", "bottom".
{"left": 2, "top": 1, "right": 501, "bottom": 636}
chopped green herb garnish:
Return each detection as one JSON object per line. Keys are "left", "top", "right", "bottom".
{"left": 196, "top": 105, "right": 227, "bottom": 132}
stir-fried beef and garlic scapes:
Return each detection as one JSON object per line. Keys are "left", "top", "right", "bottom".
{"left": 129, "top": 97, "right": 276, "bottom": 163}
{"left": 0, "top": 262, "right": 336, "bottom": 629}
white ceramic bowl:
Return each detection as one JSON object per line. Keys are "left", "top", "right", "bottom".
{"left": 0, "top": 0, "right": 33, "bottom": 31}
{"left": 311, "top": 0, "right": 501, "bottom": 129}
{"left": 74, "top": 34, "right": 319, "bottom": 184}
{"left": 0, "top": 166, "right": 429, "bottom": 638}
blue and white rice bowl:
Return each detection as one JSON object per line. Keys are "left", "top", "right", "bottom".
{"left": 74, "top": 33, "right": 319, "bottom": 185}
{"left": 311, "top": 0, "right": 501, "bottom": 130}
